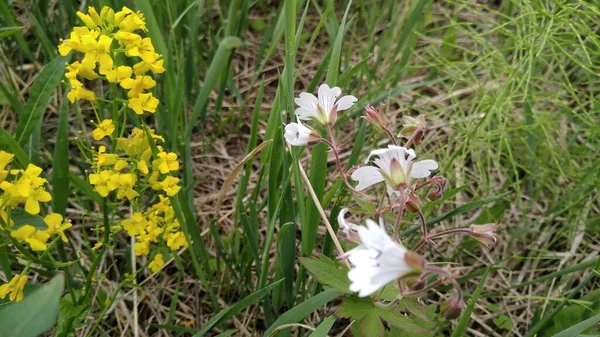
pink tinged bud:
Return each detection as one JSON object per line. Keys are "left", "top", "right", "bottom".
{"left": 328, "top": 104, "right": 339, "bottom": 125}
{"left": 405, "top": 193, "right": 422, "bottom": 213}
{"left": 363, "top": 104, "right": 390, "bottom": 131}
{"left": 399, "top": 114, "right": 427, "bottom": 145}
{"left": 470, "top": 223, "right": 501, "bottom": 246}
{"left": 440, "top": 298, "right": 463, "bottom": 320}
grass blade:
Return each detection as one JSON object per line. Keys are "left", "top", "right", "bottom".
{"left": 550, "top": 311, "right": 600, "bottom": 337}
{"left": 52, "top": 94, "right": 70, "bottom": 215}
{"left": 308, "top": 316, "right": 336, "bottom": 337}
{"left": 192, "top": 279, "right": 284, "bottom": 337}
{"left": 451, "top": 266, "right": 490, "bottom": 337}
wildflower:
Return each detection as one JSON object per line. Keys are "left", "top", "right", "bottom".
{"left": 112, "top": 173, "right": 139, "bottom": 200}
{"left": 153, "top": 152, "right": 179, "bottom": 174}
{"left": 133, "top": 54, "right": 165, "bottom": 75}
{"left": 295, "top": 84, "right": 357, "bottom": 125}
{"left": 134, "top": 240, "right": 150, "bottom": 256}
{"left": 117, "top": 7, "right": 147, "bottom": 32}
{"left": 165, "top": 231, "right": 187, "bottom": 250}
{"left": 67, "top": 79, "right": 96, "bottom": 103}
{"left": 351, "top": 145, "right": 438, "bottom": 194}
{"left": 342, "top": 219, "right": 424, "bottom": 297}
{"left": 284, "top": 119, "right": 320, "bottom": 146}
{"left": 89, "top": 170, "right": 117, "bottom": 197}
{"left": 58, "top": 27, "right": 100, "bottom": 56}
{"left": 0, "top": 274, "right": 27, "bottom": 302}
{"left": 128, "top": 92, "right": 159, "bottom": 114}
{"left": 66, "top": 61, "right": 98, "bottom": 81}
{"left": 81, "top": 34, "right": 114, "bottom": 73}
{"left": 121, "top": 212, "right": 148, "bottom": 236}
{"left": 0, "top": 151, "right": 14, "bottom": 183}
{"left": 120, "top": 74, "right": 156, "bottom": 97}
{"left": 43, "top": 213, "right": 72, "bottom": 242}
{"left": 105, "top": 66, "right": 133, "bottom": 83}
{"left": 469, "top": 223, "right": 501, "bottom": 246}
{"left": 92, "top": 119, "right": 116, "bottom": 140}
{"left": 149, "top": 253, "right": 165, "bottom": 272}
{"left": 11, "top": 225, "right": 51, "bottom": 251}
{"left": 159, "top": 176, "right": 181, "bottom": 196}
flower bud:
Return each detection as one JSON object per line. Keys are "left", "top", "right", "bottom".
{"left": 427, "top": 188, "right": 442, "bottom": 201}
{"left": 470, "top": 223, "right": 501, "bottom": 246}
{"left": 405, "top": 277, "right": 425, "bottom": 291}
{"left": 399, "top": 114, "right": 426, "bottom": 145}
{"left": 440, "top": 298, "right": 463, "bottom": 320}
{"left": 404, "top": 251, "right": 425, "bottom": 271}
{"left": 405, "top": 193, "right": 422, "bottom": 213}
{"left": 362, "top": 104, "right": 390, "bottom": 131}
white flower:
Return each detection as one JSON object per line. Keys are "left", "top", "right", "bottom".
{"left": 284, "top": 120, "right": 319, "bottom": 146}
{"left": 343, "top": 219, "right": 422, "bottom": 297}
{"left": 337, "top": 208, "right": 360, "bottom": 242}
{"left": 350, "top": 145, "right": 438, "bottom": 194}
{"left": 294, "top": 84, "right": 357, "bottom": 125}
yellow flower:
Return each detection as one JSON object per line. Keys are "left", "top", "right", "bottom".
{"left": 24, "top": 186, "right": 52, "bottom": 215}
{"left": 77, "top": 8, "right": 101, "bottom": 30}
{"left": 153, "top": 152, "right": 179, "bottom": 174}
{"left": 114, "top": 160, "right": 129, "bottom": 171}
{"left": 81, "top": 34, "right": 114, "bottom": 73}
{"left": 92, "top": 119, "right": 116, "bottom": 140}
{"left": 43, "top": 213, "right": 72, "bottom": 242}
{"left": 159, "top": 176, "right": 181, "bottom": 196}
{"left": 120, "top": 75, "right": 156, "bottom": 97}
{"left": 116, "top": 7, "right": 147, "bottom": 32}
{"left": 0, "top": 274, "right": 27, "bottom": 302}
{"left": 67, "top": 79, "right": 96, "bottom": 103}
{"left": 134, "top": 239, "right": 150, "bottom": 256}
{"left": 111, "top": 173, "right": 139, "bottom": 200}
{"left": 89, "top": 170, "right": 117, "bottom": 197}
{"left": 166, "top": 231, "right": 188, "bottom": 250}
{"left": 123, "top": 37, "right": 154, "bottom": 58}
{"left": 152, "top": 195, "right": 171, "bottom": 212}
{"left": 148, "top": 253, "right": 164, "bottom": 272}
{"left": 58, "top": 27, "right": 99, "bottom": 56}
{"left": 0, "top": 150, "right": 14, "bottom": 183}
{"left": 105, "top": 65, "right": 133, "bottom": 83}
{"left": 121, "top": 212, "right": 148, "bottom": 236}
{"left": 11, "top": 225, "right": 50, "bottom": 251}
{"left": 137, "top": 160, "right": 149, "bottom": 174}
{"left": 133, "top": 54, "right": 165, "bottom": 75}
{"left": 66, "top": 61, "right": 98, "bottom": 81}
{"left": 128, "top": 92, "right": 159, "bottom": 114}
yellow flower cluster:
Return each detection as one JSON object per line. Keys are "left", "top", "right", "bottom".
{"left": 58, "top": 6, "right": 163, "bottom": 115}
{"left": 87, "top": 126, "right": 186, "bottom": 270}
{"left": 0, "top": 151, "right": 72, "bottom": 302}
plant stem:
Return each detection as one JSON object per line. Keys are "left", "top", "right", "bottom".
{"left": 393, "top": 187, "right": 406, "bottom": 240}
{"left": 413, "top": 228, "right": 472, "bottom": 251}
{"left": 322, "top": 126, "right": 368, "bottom": 198}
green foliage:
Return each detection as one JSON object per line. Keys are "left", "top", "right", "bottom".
{"left": 0, "top": 274, "right": 64, "bottom": 337}
{"left": 299, "top": 255, "right": 351, "bottom": 293}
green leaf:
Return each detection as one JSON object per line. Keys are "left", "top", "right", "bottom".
{"left": 493, "top": 314, "right": 514, "bottom": 330}
{"left": 52, "top": 95, "right": 70, "bottom": 215}
{"left": 0, "top": 126, "right": 30, "bottom": 167}
{"left": 192, "top": 279, "right": 283, "bottom": 336}
{"left": 308, "top": 316, "right": 336, "bottom": 337}
{"left": 0, "top": 274, "right": 64, "bottom": 337}
{"left": 0, "top": 26, "right": 24, "bottom": 38}
{"left": 10, "top": 208, "right": 47, "bottom": 230}
{"left": 360, "top": 313, "right": 385, "bottom": 337}
{"left": 451, "top": 266, "right": 490, "bottom": 337}
{"left": 550, "top": 312, "right": 600, "bottom": 337}
{"left": 15, "top": 55, "right": 68, "bottom": 146}
{"left": 299, "top": 255, "right": 351, "bottom": 293}
{"left": 263, "top": 288, "right": 340, "bottom": 336}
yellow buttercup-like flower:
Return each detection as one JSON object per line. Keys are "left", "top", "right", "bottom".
{"left": 11, "top": 225, "right": 51, "bottom": 251}
{"left": 120, "top": 75, "right": 156, "bottom": 97}
{"left": 159, "top": 176, "right": 181, "bottom": 196}
{"left": 89, "top": 170, "right": 117, "bottom": 197}
{"left": 149, "top": 253, "right": 165, "bottom": 272}
{"left": 105, "top": 66, "right": 133, "bottom": 84}
{"left": 0, "top": 150, "right": 14, "bottom": 183}
{"left": 67, "top": 79, "right": 96, "bottom": 103}
{"left": 93, "top": 119, "right": 116, "bottom": 140}
{"left": 153, "top": 152, "right": 179, "bottom": 174}
{"left": 43, "top": 213, "right": 72, "bottom": 242}
{"left": 121, "top": 212, "right": 148, "bottom": 236}
{"left": 128, "top": 92, "right": 159, "bottom": 114}
{"left": 0, "top": 274, "right": 27, "bottom": 302}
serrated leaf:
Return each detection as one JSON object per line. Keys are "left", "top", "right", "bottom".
{"left": 299, "top": 255, "right": 351, "bottom": 293}
{"left": 400, "top": 298, "right": 431, "bottom": 322}
{"left": 377, "top": 307, "right": 431, "bottom": 334}
{"left": 337, "top": 297, "right": 373, "bottom": 320}
{"left": 0, "top": 274, "right": 64, "bottom": 337}
{"left": 15, "top": 55, "right": 68, "bottom": 146}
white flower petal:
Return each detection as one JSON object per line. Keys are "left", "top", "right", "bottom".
{"left": 294, "top": 107, "right": 317, "bottom": 121}
{"left": 350, "top": 166, "right": 384, "bottom": 191}
{"left": 336, "top": 95, "right": 358, "bottom": 111}
{"left": 284, "top": 122, "right": 312, "bottom": 146}
{"left": 295, "top": 92, "right": 319, "bottom": 112}
{"left": 318, "top": 84, "right": 341, "bottom": 113}
{"left": 411, "top": 159, "right": 438, "bottom": 178}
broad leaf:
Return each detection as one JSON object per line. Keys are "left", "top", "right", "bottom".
{"left": 299, "top": 255, "right": 351, "bottom": 293}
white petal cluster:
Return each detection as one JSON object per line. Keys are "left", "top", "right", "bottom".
{"left": 284, "top": 121, "right": 315, "bottom": 146}
{"left": 350, "top": 145, "right": 438, "bottom": 194}
{"left": 343, "top": 218, "right": 417, "bottom": 297}
{"left": 294, "top": 84, "right": 357, "bottom": 125}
